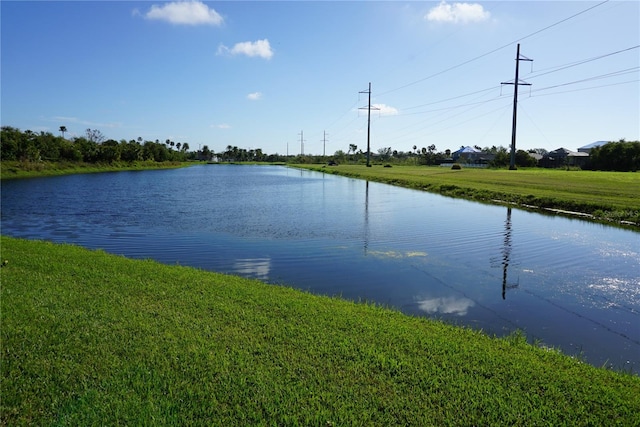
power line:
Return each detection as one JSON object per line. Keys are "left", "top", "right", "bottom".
{"left": 531, "top": 67, "right": 639, "bottom": 93}
{"left": 380, "top": 46, "right": 637, "bottom": 119}
{"left": 527, "top": 45, "right": 639, "bottom": 79}
{"left": 402, "top": 86, "right": 501, "bottom": 111}
{"left": 376, "top": 0, "right": 611, "bottom": 97}
{"left": 528, "top": 79, "right": 638, "bottom": 98}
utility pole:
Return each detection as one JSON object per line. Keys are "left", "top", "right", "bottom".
{"left": 322, "top": 131, "right": 328, "bottom": 157}
{"left": 298, "top": 130, "right": 305, "bottom": 156}
{"left": 501, "top": 43, "right": 532, "bottom": 170}
{"left": 359, "top": 82, "right": 379, "bottom": 167}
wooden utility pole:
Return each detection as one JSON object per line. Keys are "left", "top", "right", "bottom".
{"left": 501, "top": 44, "right": 532, "bottom": 170}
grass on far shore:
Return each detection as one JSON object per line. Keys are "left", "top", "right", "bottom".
{"left": 2, "top": 236, "right": 639, "bottom": 426}
{"left": 0, "top": 159, "right": 193, "bottom": 179}
{"left": 294, "top": 163, "right": 640, "bottom": 226}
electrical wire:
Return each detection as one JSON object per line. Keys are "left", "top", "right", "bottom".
{"left": 531, "top": 67, "right": 639, "bottom": 93}
{"left": 526, "top": 45, "right": 639, "bottom": 80}
{"left": 376, "top": 0, "right": 611, "bottom": 97}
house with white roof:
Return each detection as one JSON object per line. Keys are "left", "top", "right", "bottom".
{"left": 578, "top": 140, "right": 609, "bottom": 154}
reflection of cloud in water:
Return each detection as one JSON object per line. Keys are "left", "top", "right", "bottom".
{"left": 367, "top": 250, "right": 427, "bottom": 259}
{"left": 233, "top": 258, "right": 271, "bottom": 280}
{"left": 417, "top": 296, "right": 475, "bottom": 316}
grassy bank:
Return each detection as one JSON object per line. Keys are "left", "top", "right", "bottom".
{"left": 2, "top": 236, "right": 639, "bottom": 425}
{"left": 0, "top": 160, "right": 193, "bottom": 179}
{"left": 295, "top": 164, "right": 640, "bottom": 226}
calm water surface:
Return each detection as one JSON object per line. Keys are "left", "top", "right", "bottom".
{"left": 2, "top": 165, "right": 639, "bottom": 371}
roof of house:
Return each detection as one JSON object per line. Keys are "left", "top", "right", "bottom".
{"left": 548, "top": 147, "right": 573, "bottom": 155}
{"left": 453, "top": 146, "right": 482, "bottom": 154}
{"left": 578, "top": 140, "right": 609, "bottom": 150}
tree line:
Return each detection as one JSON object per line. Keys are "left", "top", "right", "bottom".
{"left": 586, "top": 140, "right": 640, "bottom": 172}
{"left": 1, "top": 127, "right": 195, "bottom": 164}
{"left": 3, "top": 126, "right": 636, "bottom": 171}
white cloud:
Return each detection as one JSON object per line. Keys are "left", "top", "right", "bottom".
{"left": 417, "top": 296, "right": 475, "bottom": 316}
{"left": 217, "top": 39, "right": 274, "bottom": 60}
{"left": 233, "top": 258, "right": 271, "bottom": 280}
{"left": 145, "top": 1, "right": 223, "bottom": 26}
{"left": 426, "top": 1, "right": 490, "bottom": 24}
{"left": 247, "top": 92, "right": 263, "bottom": 101}
{"left": 211, "top": 123, "right": 231, "bottom": 129}
{"left": 373, "top": 104, "right": 399, "bottom": 116}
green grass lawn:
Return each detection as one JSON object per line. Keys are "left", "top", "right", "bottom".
{"left": 2, "top": 236, "right": 639, "bottom": 425}
{"left": 296, "top": 164, "right": 640, "bottom": 225}
{"left": 0, "top": 160, "right": 193, "bottom": 179}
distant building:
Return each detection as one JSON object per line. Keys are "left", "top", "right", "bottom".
{"left": 540, "top": 147, "right": 589, "bottom": 168}
{"left": 451, "top": 146, "right": 494, "bottom": 165}
{"left": 578, "top": 140, "right": 609, "bottom": 154}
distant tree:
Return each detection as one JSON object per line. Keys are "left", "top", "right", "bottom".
{"left": 85, "top": 128, "right": 105, "bottom": 144}
{"left": 515, "top": 149, "right": 537, "bottom": 167}
{"left": 181, "top": 143, "right": 189, "bottom": 152}
{"left": 59, "top": 126, "right": 67, "bottom": 138}
{"left": 97, "top": 139, "right": 121, "bottom": 163}
{"left": 333, "top": 150, "right": 347, "bottom": 164}
{"left": 588, "top": 140, "right": 640, "bottom": 171}
{"left": 121, "top": 140, "right": 142, "bottom": 162}
{"left": 377, "top": 147, "right": 392, "bottom": 161}
{"left": 73, "top": 137, "right": 98, "bottom": 162}
{"left": 490, "top": 147, "right": 509, "bottom": 167}
{"left": 201, "top": 145, "right": 212, "bottom": 161}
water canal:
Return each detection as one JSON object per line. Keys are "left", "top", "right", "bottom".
{"left": 2, "top": 165, "right": 638, "bottom": 372}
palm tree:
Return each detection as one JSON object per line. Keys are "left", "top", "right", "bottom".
{"left": 59, "top": 126, "right": 67, "bottom": 138}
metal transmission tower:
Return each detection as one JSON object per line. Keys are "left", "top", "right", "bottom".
{"left": 501, "top": 44, "right": 533, "bottom": 170}
{"left": 359, "top": 82, "right": 379, "bottom": 167}
{"left": 322, "top": 131, "right": 328, "bottom": 157}
{"left": 298, "top": 130, "right": 306, "bottom": 156}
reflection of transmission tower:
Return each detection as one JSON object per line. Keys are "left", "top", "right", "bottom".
{"left": 501, "top": 207, "right": 519, "bottom": 299}
{"left": 359, "top": 82, "right": 379, "bottom": 167}
{"left": 363, "top": 181, "right": 370, "bottom": 255}
{"left": 501, "top": 44, "right": 533, "bottom": 170}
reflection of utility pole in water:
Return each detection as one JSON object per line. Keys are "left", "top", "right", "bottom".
{"left": 363, "top": 181, "right": 370, "bottom": 255}
{"left": 501, "top": 207, "right": 519, "bottom": 299}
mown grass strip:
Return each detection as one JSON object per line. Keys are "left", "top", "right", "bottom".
{"left": 0, "top": 160, "right": 192, "bottom": 180}
{"left": 295, "top": 164, "right": 640, "bottom": 226}
{"left": 2, "top": 236, "right": 639, "bottom": 425}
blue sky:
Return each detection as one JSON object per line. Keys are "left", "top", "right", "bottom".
{"left": 2, "top": 1, "right": 638, "bottom": 155}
